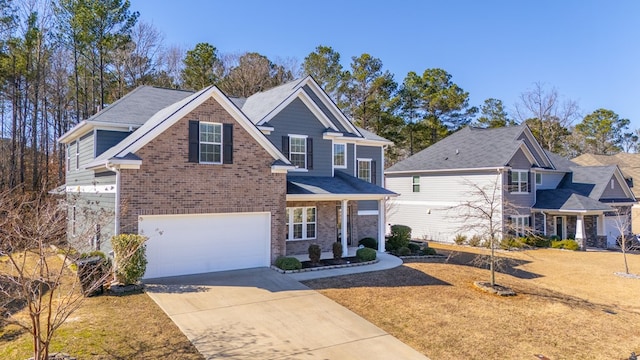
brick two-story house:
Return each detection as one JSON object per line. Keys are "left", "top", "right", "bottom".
{"left": 59, "top": 77, "right": 395, "bottom": 279}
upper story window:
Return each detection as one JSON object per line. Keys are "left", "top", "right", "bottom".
{"left": 358, "top": 159, "right": 372, "bottom": 183}
{"left": 188, "top": 120, "right": 234, "bottom": 165}
{"left": 199, "top": 122, "right": 222, "bottom": 164}
{"left": 412, "top": 175, "right": 420, "bottom": 192}
{"left": 75, "top": 140, "right": 80, "bottom": 170}
{"left": 290, "top": 135, "right": 307, "bottom": 169}
{"left": 333, "top": 143, "right": 346, "bottom": 168}
{"left": 535, "top": 173, "right": 542, "bottom": 185}
{"left": 510, "top": 170, "right": 529, "bottom": 193}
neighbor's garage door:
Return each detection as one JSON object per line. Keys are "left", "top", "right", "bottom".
{"left": 139, "top": 212, "right": 270, "bottom": 279}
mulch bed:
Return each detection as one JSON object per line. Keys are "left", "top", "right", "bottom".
{"left": 301, "top": 256, "right": 363, "bottom": 269}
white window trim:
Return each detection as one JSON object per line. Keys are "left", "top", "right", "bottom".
{"left": 285, "top": 206, "right": 317, "bottom": 241}
{"left": 510, "top": 169, "right": 529, "bottom": 194}
{"left": 333, "top": 142, "right": 347, "bottom": 169}
{"left": 289, "top": 134, "right": 307, "bottom": 170}
{"left": 75, "top": 140, "right": 80, "bottom": 170}
{"left": 535, "top": 172, "right": 542, "bottom": 185}
{"left": 412, "top": 175, "right": 420, "bottom": 192}
{"left": 511, "top": 215, "right": 530, "bottom": 237}
{"left": 66, "top": 144, "right": 71, "bottom": 172}
{"left": 199, "top": 122, "right": 223, "bottom": 164}
{"left": 357, "top": 158, "right": 372, "bottom": 183}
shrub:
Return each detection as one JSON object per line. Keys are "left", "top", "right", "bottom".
{"left": 453, "top": 233, "right": 467, "bottom": 245}
{"left": 358, "top": 237, "right": 378, "bottom": 249}
{"left": 500, "top": 237, "right": 524, "bottom": 250}
{"left": 551, "top": 239, "right": 580, "bottom": 251}
{"left": 308, "top": 244, "right": 321, "bottom": 264}
{"left": 275, "top": 256, "right": 302, "bottom": 270}
{"left": 407, "top": 242, "right": 420, "bottom": 252}
{"left": 549, "top": 235, "right": 560, "bottom": 241}
{"left": 386, "top": 224, "right": 411, "bottom": 251}
{"left": 396, "top": 246, "right": 412, "bottom": 256}
{"left": 332, "top": 242, "right": 342, "bottom": 260}
{"left": 111, "top": 234, "right": 147, "bottom": 285}
{"left": 468, "top": 235, "right": 482, "bottom": 247}
{"left": 421, "top": 247, "right": 437, "bottom": 255}
{"left": 523, "top": 235, "right": 551, "bottom": 248}
{"left": 356, "top": 247, "right": 377, "bottom": 262}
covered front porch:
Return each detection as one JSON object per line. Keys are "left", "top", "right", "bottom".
{"left": 285, "top": 172, "right": 396, "bottom": 256}
{"left": 533, "top": 188, "right": 613, "bottom": 249}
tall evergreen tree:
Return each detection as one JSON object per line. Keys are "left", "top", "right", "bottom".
{"left": 474, "top": 98, "right": 515, "bottom": 128}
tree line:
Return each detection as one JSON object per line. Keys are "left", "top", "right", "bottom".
{"left": 0, "top": 0, "right": 636, "bottom": 192}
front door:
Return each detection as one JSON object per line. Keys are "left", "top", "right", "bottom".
{"left": 336, "top": 205, "right": 353, "bottom": 245}
{"left": 555, "top": 216, "right": 565, "bottom": 239}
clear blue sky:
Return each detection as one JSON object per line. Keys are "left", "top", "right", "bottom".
{"left": 132, "top": 0, "right": 640, "bottom": 129}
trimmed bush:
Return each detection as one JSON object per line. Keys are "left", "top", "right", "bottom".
{"left": 421, "top": 247, "right": 437, "bottom": 255}
{"left": 332, "top": 242, "right": 343, "bottom": 260}
{"left": 356, "top": 247, "right": 377, "bottom": 262}
{"left": 407, "top": 242, "right": 420, "bottom": 252}
{"left": 468, "top": 235, "right": 482, "bottom": 247}
{"left": 308, "top": 244, "right": 321, "bottom": 264}
{"left": 453, "top": 234, "right": 467, "bottom": 245}
{"left": 551, "top": 239, "right": 580, "bottom": 251}
{"left": 112, "top": 234, "right": 147, "bottom": 285}
{"left": 358, "top": 237, "right": 378, "bottom": 249}
{"left": 396, "top": 246, "right": 412, "bottom": 256}
{"left": 386, "top": 224, "right": 411, "bottom": 251}
{"left": 275, "top": 256, "right": 302, "bottom": 270}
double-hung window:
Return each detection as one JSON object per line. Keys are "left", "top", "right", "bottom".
{"left": 358, "top": 159, "right": 372, "bottom": 183}
{"left": 510, "top": 170, "right": 529, "bottom": 193}
{"left": 511, "top": 215, "right": 530, "bottom": 237}
{"left": 290, "top": 136, "right": 307, "bottom": 169}
{"left": 333, "top": 143, "right": 346, "bottom": 168}
{"left": 285, "top": 207, "right": 316, "bottom": 240}
{"left": 199, "top": 122, "right": 222, "bottom": 164}
{"left": 412, "top": 175, "right": 420, "bottom": 192}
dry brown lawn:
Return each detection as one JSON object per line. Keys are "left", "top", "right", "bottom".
{"left": 0, "top": 252, "right": 203, "bottom": 360}
{"left": 304, "top": 244, "right": 640, "bottom": 360}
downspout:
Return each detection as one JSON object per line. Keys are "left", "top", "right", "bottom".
{"left": 105, "top": 162, "right": 121, "bottom": 239}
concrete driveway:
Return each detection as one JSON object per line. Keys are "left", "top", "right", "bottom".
{"left": 145, "top": 268, "right": 429, "bottom": 360}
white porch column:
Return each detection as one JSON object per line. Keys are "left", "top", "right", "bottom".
{"left": 378, "top": 198, "right": 386, "bottom": 252}
{"left": 576, "top": 214, "right": 586, "bottom": 250}
{"left": 596, "top": 214, "right": 606, "bottom": 236}
{"left": 341, "top": 199, "right": 349, "bottom": 257}
{"left": 542, "top": 213, "right": 547, "bottom": 235}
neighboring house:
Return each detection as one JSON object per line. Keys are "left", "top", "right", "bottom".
{"left": 572, "top": 153, "right": 640, "bottom": 233}
{"left": 59, "top": 77, "right": 395, "bottom": 279}
{"left": 385, "top": 125, "right": 636, "bottom": 249}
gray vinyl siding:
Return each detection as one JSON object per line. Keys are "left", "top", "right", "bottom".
{"left": 601, "top": 176, "right": 630, "bottom": 199}
{"left": 302, "top": 85, "right": 348, "bottom": 133}
{"left": 95, "top": 130, "right": 130, "bottom": 157}
{"left": 356, "top": 145, "right": 383, "bottom": 212}
{"left": 265, "top": 97, "right": 332, "bottom": 177}
{"left": 66, "top": 132, "right": 97, "bottom": 186}
{"left": 509, "top": 148, "right": 533, "bottom": 169}
{"left": 67, "top": 192, "right": 116, "bottom": 256}
{"left": 517, "top": 133, "right": 547, "bottom": 166}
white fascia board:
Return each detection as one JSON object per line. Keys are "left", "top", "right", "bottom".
{"left": 613, "top": 168, "right": 637, "bottom": 201}
{"left": 385, "top": 167, "right": 507, "bottom": 175}
{"left": 286, "top": 193, "right": 397, "bottom": 202}
{"left": 271, "top": 164, "right": 296, "bottom": 173}
{"left": 323, "top": 131, "right": 344, "bottom": 140}
{"left": 533, "top": 209, "right": 608, "bottom": 215}
{"left": 58, "top": 120, "right": 138, "bottom": 144}
{"left": 521, "top": 126, "right": 554, "bottom": 169}
{"left": 300, "top": 77, "right": 362, "bottom": 135}
{"left": 58, "top": 120, "right": 89, "bottom": 143}
{"left": 258, "top": 88, "right": 339, "bottom": 131}
{"left": 352, "top": 137, "right": 394, "bottom": 146}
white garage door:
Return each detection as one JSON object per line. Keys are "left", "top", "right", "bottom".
{"left": 139, "top": 212, "right": 271, "bottom": 279}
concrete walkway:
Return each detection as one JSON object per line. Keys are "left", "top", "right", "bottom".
{"left": 145, "top": 266, "right": 427, "bottom": 360}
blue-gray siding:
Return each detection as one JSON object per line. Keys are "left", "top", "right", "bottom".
{"left": 302, "top": 85, "right": 349, "bottom": 133}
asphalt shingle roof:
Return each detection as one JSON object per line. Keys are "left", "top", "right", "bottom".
{"left": 287, "top": 171, "right": 396, "bottom": 196}
{"left": 88, "top": 86, "right": 193, "bottom": 125}
{"left": 572, "top": 153, "right": 640, "bottom": 198}
{"left": 533, "top": 189, "right": 613, "bottom": 212}
{"left": 561, "top": 166, "right": 618, "bottom": 199}
{"left": 240, "top": 79, "right": 303, "bottom": 123}
{"left": 386, "top": 125, "right": 528, "bottom": 172}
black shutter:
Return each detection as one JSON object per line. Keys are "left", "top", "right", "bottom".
{"left": 307, "top": 137, "right": 313, "bottom": 169}
{"left": 371, "top": 161, "right": 377, "bottom": 184}
{"left": 188, "top": 120, "right": 199, "bottom": 163}
{"left": 507, "top": 170, "right": 513, "bottom": 192}
{"left": 223, "top": 124, "right": 233, "bottom": 164}
{"left": 282, "top": 136, "right": 290, "bottom": 158}
{"left": 528, "top": 171, "right": 532, "bottom": 192}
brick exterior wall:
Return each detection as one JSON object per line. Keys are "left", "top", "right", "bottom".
{"left": 118, "top": 97, "right": 287, "bottom": 262}
{"left": 355, "top": 215, "right": 378, "bottom": 242}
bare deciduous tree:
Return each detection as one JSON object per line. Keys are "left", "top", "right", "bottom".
{"left": 0, "top": 190, "right": 113, "bottom": 360}
{"left": 611, "top": 207, "right": 638, "bottom": 275}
